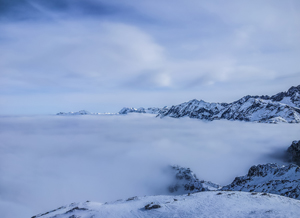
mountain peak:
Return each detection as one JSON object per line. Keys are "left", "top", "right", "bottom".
{"left": 287, "top": 85, "right": 300, "bottom": 96}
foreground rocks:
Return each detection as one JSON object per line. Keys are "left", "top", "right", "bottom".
{"left": 222, "top": 163, "right": 300, "bottom": 200}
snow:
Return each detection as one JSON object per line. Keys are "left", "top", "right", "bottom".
{"left": 159, "top": 96, "right": 300, "bottom": 123}
{"left": 222, "top": 164, "right": 300, "bottom": 199}
{"left": 33, "top": 191, "right": 300, "bottom": 218}
{"left": 280, "top": 97, "right": 298, "bottom": 108}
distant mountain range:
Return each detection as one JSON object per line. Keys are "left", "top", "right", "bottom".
{"left": 57, "top": 85, "right": 300, "bottom": 123}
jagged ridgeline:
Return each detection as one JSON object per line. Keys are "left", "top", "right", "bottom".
{"left": 56, "top": 85, "right": 300, "bottom": 123}
{"left": 119, "top": 85, "right": 300, "bottom": 123}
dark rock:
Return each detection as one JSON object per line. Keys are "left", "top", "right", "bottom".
{"left": 287, "top": 140, "right": 300, "bottom": 165}
{"left": 127, "top": 196, "right": 138, "bottom": 201}
{"left": 144, "top": 203, "right": 161, "bottom": 210}
{"left": 168, "top": 165, "right": 221, "bottom": 194}
{"left": 65, "top": 207, "right": 88, "bottom": 214}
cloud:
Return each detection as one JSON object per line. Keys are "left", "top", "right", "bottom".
{"left": 0, "top": 115, "right": 300, "bottom": 218}
{"left": 0, "top": 20, "right": 166, "bottom": 93}
{"left": 0, "top": 0, "right": 122, "bottom": 20}
{"left": 0, "top": 0, "right": 300, "bottom": 114}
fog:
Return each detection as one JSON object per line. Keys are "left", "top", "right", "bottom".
{"left": 0, "top": 114, "right": 299, "bottom": 218}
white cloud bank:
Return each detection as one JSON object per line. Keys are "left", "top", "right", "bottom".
{"left": 0, "top": 114, "right": 299, "bottom": 218}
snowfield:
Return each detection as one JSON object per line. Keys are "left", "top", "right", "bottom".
{"left": 33, "top": 191, "right": 300, "bottom": 218}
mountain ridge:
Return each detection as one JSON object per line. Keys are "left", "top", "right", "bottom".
{"left": 56, "top": 85, "right": 300, "bottom": 123}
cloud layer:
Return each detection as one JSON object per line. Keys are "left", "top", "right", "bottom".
{"left": 1, "top": 114, "right": 299, "bottom": 218}
{"left": 0, "top": 0, "right": 300, "bottom": 114}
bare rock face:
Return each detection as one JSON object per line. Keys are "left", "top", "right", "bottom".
{"left": 287, "top": 140, "right": 300, "bottom": 166}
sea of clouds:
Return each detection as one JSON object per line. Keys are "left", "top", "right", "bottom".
{"left": 1, "top": 114, "right": 300, "bottom": 218}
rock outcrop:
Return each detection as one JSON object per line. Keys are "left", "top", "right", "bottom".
{"left": 168, "top": 165, "right": 221, "bottom": 194}
{"left": 222, "top": 163, "right": 300, "bottom": 200}
{"left": 287, "top": 140, "right": 300, "bottom": 165}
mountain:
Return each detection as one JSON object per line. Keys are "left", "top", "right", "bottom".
{"left": 222, "top": 163, "right": 300, "bottom": 200}
{"left": 56, "top": 107, "right": 167, "bottom": 115}
{"left": 267, "top": 85, "right": 300, "bottom": 108}
{"left": 56, "top": 110, "right": 117, "bottom": 115}
{"left": 31, "top": 191, "right": 300, "bottom": 218}
{"left": 168, "top": 165, "right": 221, "bottom": 194}
{"left": 32, "top": 161, "right": 300, "bottom": 218}
{"left": 158, "top": 85, "right": 300, "bottom": 123}
{"left": 170, "top": 163, "right": 300, "bottom": 200}
{"left": 56, "top": 110, "right": 92, "bottom": 115}
{"left": 119, "top": 106, "right": 169, "bottom": 114}
{"left": 56, "top": 85, "right": 300, "bottom": 123}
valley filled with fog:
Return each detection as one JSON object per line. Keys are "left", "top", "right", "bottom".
{"left": 1, "top": 114, "right": 300, "bottom": 218}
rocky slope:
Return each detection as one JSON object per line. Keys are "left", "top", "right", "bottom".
{"left": 168, "top": 165, "right": 221, "bottom": 194}
{"left": 222, "top": 163, "right": 300, "bottom": 200}
{"left": 32, "top": 191, "right": 300, "bottom": 218}
{"left": 32, "top": 162, "right": 300, "bottom": 218}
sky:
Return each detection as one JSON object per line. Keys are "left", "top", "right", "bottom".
{"left": 1, "top": 114, "right": 300, "bottom": 218}
{"left": 0, "top": 0, "right": 300, "bottom": 114}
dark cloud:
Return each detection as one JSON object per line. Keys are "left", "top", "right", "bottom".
{"left": 0, "top": 0, "right": 123, "bottom": 20}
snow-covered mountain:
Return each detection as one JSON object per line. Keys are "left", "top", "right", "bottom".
{"left": 119, "top": 106, "right": 169, "bottom": 114}
{"left": 31, "top": 191, "right": 300, "bottom": 218}
{"left": 267, "top": 85, "right": 300, "bottom": 108}
{"left": 56, "top": 110, "right": 117, "bottom": 115}
{"left": 222, "top": 163, "right": 300, "bottom": 200}
{"left": 158, "top": 85, "right": 300, "bottom": 123}
{"left": 56, "top": 110, "right": 92, "bottom": 115}
{"left": 56, "top": 85, "right": 300, "bottom": 123}
{"left": 169, "top": 163, "right": 300, "bottom": 200}
{"left": 56, "top": 107, "right": 167, "bottom": 115}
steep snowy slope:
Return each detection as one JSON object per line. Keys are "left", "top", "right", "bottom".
{"left": 32, "top": 191, "right": 300, "bottom": 218}
{"left": 268, "top": 85, "right": 300, "bottom": 108}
